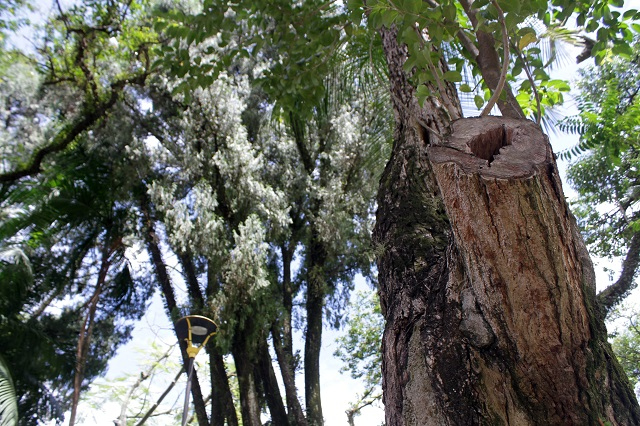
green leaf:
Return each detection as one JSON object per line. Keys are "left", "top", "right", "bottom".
{"left": 460, "top": 83, "right": 473, "bottom": 93}
{"left": 612, "top": 43, "right": 633, "bottom": 58}
{"left": 547, "top": 79, "right": 570, "bottom": 92}
{"left": 501, "top": 0, "right": 521, "bottom": 14}
{"left": 381, "top": 10, "right": 398, "bottom": 27}
{"left": 519, "top": 32, "right": 538, "bottom": 50}
{"left": 512, "top": 63, "right": 523, "bottom": 77}
{"left": 504, "top": 12, "right": 519, "bottom": 31}
{"left": 404, "top": 0, "right": 422, "bottom": 14}
{"left": 442, "top": 70, "right": 462, "bottom": 82}
{"left": 474, "top": 95, "right": 484, "bottom": 109}
{"left": 0, "top": 355, "right": 18, "bottom": 426}
{"left": 443, "top": 4, "right": 456, "bottom": 21}
{"left": 417, "top": 85, "right": 430, "bottom": 107}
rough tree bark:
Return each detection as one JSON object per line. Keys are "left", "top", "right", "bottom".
{"left": 374, "top": 26, "right": 640, "bottom": 425}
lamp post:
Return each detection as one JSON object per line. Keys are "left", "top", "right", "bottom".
{"left": 175, "top": 315, "right": 217, "bottom": 426}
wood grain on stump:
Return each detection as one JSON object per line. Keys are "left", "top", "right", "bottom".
{"left": 428, "top": 116, "right": 597, "bottom": 424}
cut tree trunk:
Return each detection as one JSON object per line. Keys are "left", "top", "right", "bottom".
{"left": 430, "top": 116, "right": 639, "bottom": 424}
{"left": 374, "top": 26, "right": 640, "bottom": 426}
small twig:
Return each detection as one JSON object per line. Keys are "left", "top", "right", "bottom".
{"left": 55, "top": 0, "right": 71, "bottom": 31}
{"left": 481, "top": 0, "right": 509, "bottom": 116}
{"left": 413, "top": 25, "right": 461, "bottom": 120}
{"left": 513, "top": 42, "right": 541, "bottom": 124}
{"left": 415, "top": 115, "right": 444, "bottom": 140}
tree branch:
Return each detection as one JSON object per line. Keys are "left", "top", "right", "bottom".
{"left": 117, "top": 347, "right": 173, "bottom": 426}
{"left": 512, "top": 41, "right": 541, "bottom": 124}
{"left": 134, "top": 366, "right": 185, "bottom": 426}
{"left": 598, "top": 231, "right": 640, "bottom": 315}
{"left": 458, "top": 0, "right": 525, "bottom": 119}
{"left": 0, "top": 74, "right": 147, "bottom": 185}
{"left": 480, "top": 0, "right": 509, "bottom": 117}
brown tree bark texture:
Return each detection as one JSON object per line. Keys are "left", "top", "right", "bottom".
{"left": 431, "top": 116, "right": 640, "bottom": 424}
{"left": 375, "top": 26, "right": 640, "bottom": 426}
{"left": 377, "top": 114, "right": 640, "bottom": 425}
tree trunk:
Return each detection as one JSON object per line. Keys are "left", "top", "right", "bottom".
{"left": 374, "top": 26, "right": 640, "bottom": 425}
{"left": 139, "top": 192, "right": 210, "bottom": 426}
{"left": 206, "top": 346, "right": 236, "bottom": 426}
{"left": 257, "top": 338, "right": 290, "bottom": 426}
{"left": 272, "top": 244, "right": 307, "bottom": 426}
{"left": 205, "top": 263, "right": 239, "bottom": 426}
{"left": 69, "top": 245, "right": 111, "bottom": 426}
{"left": 232, "top": 336, "right": 262, "bottom": 426}
{"left": 305, "top": 232, "right": 326, "bottom": 426}
{"left": 179, "top": 252, "right": 238, "bottom": 426}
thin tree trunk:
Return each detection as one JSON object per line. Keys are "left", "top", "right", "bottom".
{"left": 139, "top": 192, "right": 210, "bottom": 426}
{"left": 289, "top": 111, "right": 328, "bottom": 426}
{"left": 257, "top": 338, "right": 289, "bottom": 426}
{"left": 305, "top": 232, "right": 326, "bottom": 426}
{"left": 179, "top": 253, "right": 205, "bottom": 312}
{"left": 272, "top": 244, "right": 307, "bottom": 426}
{"left": 69, "top": 245, "right": 111, "bottom": 426}
{"left": 374, "top": 25, "right": 640, "bottom": 426}
{"left": 180, "top": 251, "right": 237, "bottom": 426}
{"left": 208, "top": 347, "right": 239, "bottom": 426}
{"left": 205, "top": 263, "right": 240, "bottom": 426}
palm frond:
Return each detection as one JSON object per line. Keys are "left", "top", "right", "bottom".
{"left": 0, "top": 355, "right": 18, "bottom": 426}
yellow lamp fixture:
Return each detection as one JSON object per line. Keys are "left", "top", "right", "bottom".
{"left": 175, "top": 315, "right": 217, "bottom": 426}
